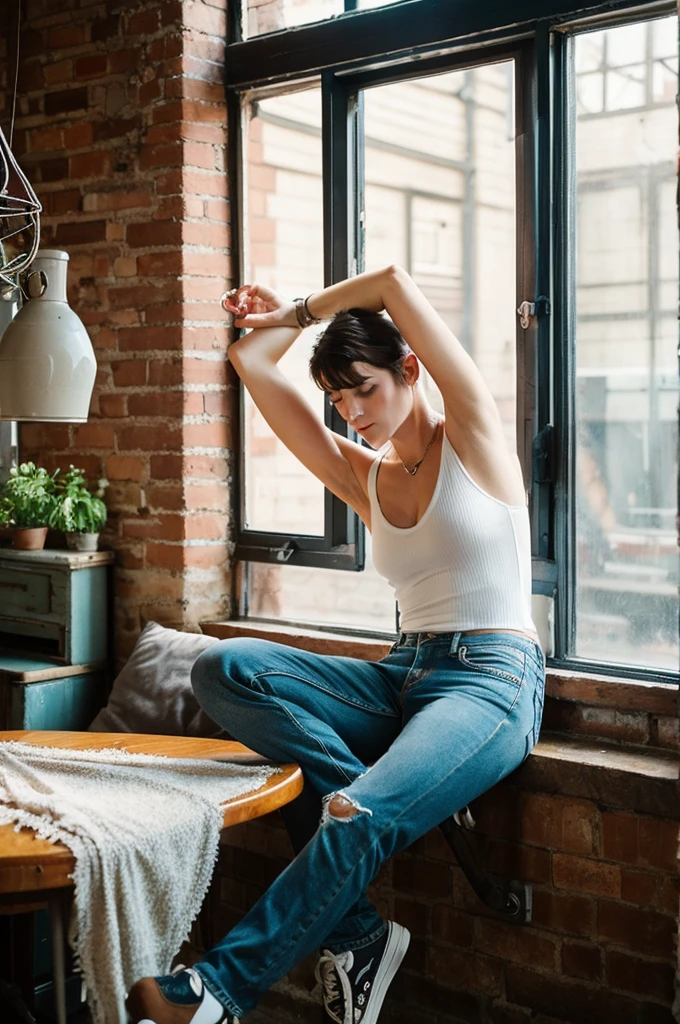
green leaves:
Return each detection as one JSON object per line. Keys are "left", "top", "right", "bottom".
{"left": 0, "top": 463, "right": 108, "bottom": 534}
{"left": 50, "top": 466, "right": 108, "bottom": 535}
{"left": 0, "top": 462, "right": 60, "bottom": 528}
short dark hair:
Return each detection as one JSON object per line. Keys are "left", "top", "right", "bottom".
{"left": 309, "top": 308, "right": 410, "bottom": 392}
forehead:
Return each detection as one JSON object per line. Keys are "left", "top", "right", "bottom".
{"left": 326, "top": 363, "right": 384, "bottom": 395}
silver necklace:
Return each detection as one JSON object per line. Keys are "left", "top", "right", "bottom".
{"left": 392, "top": 420, "right": 442, "bottom": 476}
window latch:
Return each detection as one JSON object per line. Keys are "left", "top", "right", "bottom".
{"left": 517, "top": 296, "right": 550, "bottom": 329}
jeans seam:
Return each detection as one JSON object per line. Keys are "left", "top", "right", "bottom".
{"left": 273, "top": 696, "right": 356, "bottom": 785}
{"left": 251, "top": 670, "right": 399, "bottom": 718}
{"left": 457, "top": 646, "right": 526, "bottom": 687}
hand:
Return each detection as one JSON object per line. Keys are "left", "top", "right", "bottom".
{"left": 220, "top": 283, "right": 298, "bottom": 329}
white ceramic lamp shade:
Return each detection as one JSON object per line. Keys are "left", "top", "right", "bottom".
{"left": 0, "top": 249, "right": 96, "bottom": 421}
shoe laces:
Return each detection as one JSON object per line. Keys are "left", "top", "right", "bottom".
{"left": 315, "top": 950, "right": 354, "bottom": 1024}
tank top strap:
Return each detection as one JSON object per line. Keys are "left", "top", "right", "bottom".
{"left": 367, "top": 445, "right": 390, "bottom": 508}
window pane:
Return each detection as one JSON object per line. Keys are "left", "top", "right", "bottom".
{"left": 245, "top": 0, "right": 343, "bottom": 38}
{"left": 574, "top": 16, "right": 679, "bottom": 673}
{"left": 364, "top": 63, "right": 517, "bottom": 446}
{"left": 243, "top": 88, "right": 326, "bottom": 535}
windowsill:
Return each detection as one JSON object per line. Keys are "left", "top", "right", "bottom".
{"left": 200, "top": 619, "right": 679, "bottom": 818}
{"left": 199, "top": 619, "right": 678, "bottom": 716}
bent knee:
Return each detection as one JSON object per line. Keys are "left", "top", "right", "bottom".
{"left": 191, "top": 637, "right": 274, "bottom": 699}
{"left": 323, "top": 791, "right": 372, "bottom": 823}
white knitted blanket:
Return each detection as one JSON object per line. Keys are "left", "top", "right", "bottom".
{"left": 0, "top": 741, "right": 278, "bottom": 1024}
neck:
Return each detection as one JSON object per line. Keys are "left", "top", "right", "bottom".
{"left": 389, "top": 400, "right": 441, "bottom": 470}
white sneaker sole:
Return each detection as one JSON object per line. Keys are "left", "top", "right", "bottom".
{"left": 362, "top": 922, "right": 410, "bottom": 1024}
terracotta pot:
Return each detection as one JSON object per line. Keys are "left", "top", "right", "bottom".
{"left": 12, "top": 526, "right": 48, "bottom": 550}
{"left": 65, "top": 532, "right": 99, "bottom": 552}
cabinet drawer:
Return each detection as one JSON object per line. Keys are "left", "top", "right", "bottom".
{"left": 0, "top": 568, "right": 53, "bottom": 617}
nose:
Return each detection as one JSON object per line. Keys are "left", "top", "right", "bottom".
{"left": 345, "top": 398, "right": 364, "bottom": 422}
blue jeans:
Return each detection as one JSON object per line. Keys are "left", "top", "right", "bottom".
{"left": 190, "top": 630, "right": 545, "bottom": 1017}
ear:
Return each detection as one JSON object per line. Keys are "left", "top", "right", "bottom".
{"left": 401, "top": 352, "right": 420, "bottom": 386}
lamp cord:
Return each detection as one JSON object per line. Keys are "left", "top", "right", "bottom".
{"left": 9, "top": 0, "right": 21, "bottom": 148}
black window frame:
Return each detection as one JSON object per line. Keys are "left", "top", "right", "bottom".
{"left": 226, "top": 0, "right": 678, "bottom": 685}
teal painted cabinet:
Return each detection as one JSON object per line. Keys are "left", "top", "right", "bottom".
{"left": 0, "top": 549, "right": 114, "bottom": 731}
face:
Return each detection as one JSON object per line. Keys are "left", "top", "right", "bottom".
{"left": 326, "top": 360, "right": 416, "bottom": 447}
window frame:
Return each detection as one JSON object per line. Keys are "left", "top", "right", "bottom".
{"left": 225, "top": 0, "right": 679, "bottom": 684}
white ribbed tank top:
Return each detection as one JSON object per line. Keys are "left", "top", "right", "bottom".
{"left": 368, "top": 433, "right": 536, "bottom": 633}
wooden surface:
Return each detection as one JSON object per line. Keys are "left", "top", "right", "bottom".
{"left": 0, "top": 731, "right": 302, "bottom": 899}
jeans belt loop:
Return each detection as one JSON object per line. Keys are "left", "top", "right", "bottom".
{"left": 448, "top": 631, "right": 463, "bottom": 656}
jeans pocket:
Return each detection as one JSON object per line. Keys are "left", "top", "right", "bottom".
{"left": 457, "top": 644, "right": 526, "bottom": 686}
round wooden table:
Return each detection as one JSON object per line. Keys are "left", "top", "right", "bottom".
{"left": 0, "top": 731, "right": 303, "bottom": 1024}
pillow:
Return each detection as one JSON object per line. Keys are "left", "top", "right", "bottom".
{"left": 89, "top": 621, "right": 227, "bottom": 737}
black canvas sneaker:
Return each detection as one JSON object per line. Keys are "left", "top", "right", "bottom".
{"left": 126, "top": 966, "right": 236, "bottom": 1024}
{"left": 316, "top": 921, "right": 410, "bottom": 1024}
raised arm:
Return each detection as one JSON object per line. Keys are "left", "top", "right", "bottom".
{"left": 226, "top": 287, "right": 373, "bottom": 520}
{"left": 234, "top": 268, "right": 523, "bottom": 504}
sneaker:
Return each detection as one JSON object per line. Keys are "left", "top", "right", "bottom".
{"left": 126, "top": 966, "right": 235, "bottom": 1024}
{"left": 316, "top": 921, "right": 410, "bottom": 1024}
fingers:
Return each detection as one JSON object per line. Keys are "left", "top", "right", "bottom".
{"left": 220, "top": 287, "right": 250, "bottom": 317}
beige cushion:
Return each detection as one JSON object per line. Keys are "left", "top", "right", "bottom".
{"left": 89, "top": 621, "right": 226, "bottom": 737}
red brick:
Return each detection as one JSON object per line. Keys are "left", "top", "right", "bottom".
{"left": 126, "top": 220, "right": 182, "bottom": 248}
{"left": 506, "top": 966, "right": 638, "bottom": 1024}
{"left": 606, "top": 950, "right": 674, "bottom": 1002}
{"left": 427, "top": 945, "right": 503, "bottom": 996}
{"left": 97, "top": 394, "right": 127, "bottom": 418}
{"left": 147, "top": 361, "right": 183, "bottom": 386}
{"left": 105, "top": 456, "right": 147, "bottom": 482}
{"left": 561, "top": 941, "right": 602, "bottom": 981}
{"left": 119, "top": 424, "right": 182, "bottom": 451}
{"left": 530, "top": 890, "right": 594, "bottom": 938}
{"left": 638, "top": 818, "right": 678, "bottom": 873}
{"left": 183, "top": 325, "right": 230, "bottom": 352}
{"left": 73, "top": 423, "right": 116, "bottom": 448}
{"left": 127, "top": 393, "right": 184, "bottom": 417}
{"left": 184, "top": 482, "right": 229, "bottom": 510}
{"left": 69, "top": 151, "right": 110, "bottom": 178}
{"left": 146, "top": 543, "right": 185, "bottom": 570}
{"left": 111, "top": 360, "right": 147, "bottom": 387}
{"left": 392, "top": 858, "right": 451, "bottom": 898}
{"left": 183, "top": 422, "right": 231, "bottom": 448}
{"left": 74, "top": 54, "right": 107, "bottom": 78}
{"left": 597, "top": 902, "right": 676, "bottom": 958}
{"left": 474, "top": 918, "right": 558, "bottom": 970}
{"left": 118, "top": 326, "right": 183, "bottom": 353}
{"left": 620, "top": 869, "right": 657, "bottom": 906}
{"left": 63, "top": 123, "right": 94, "bottom": 149}
{"left": 182, "top": 358, "right": 229, "bottom": 385}
{"left": 553, "top": 854, "right": 621, "bottom": 898}
{"left": 150, "top": 455, "right": 183, "bottom": 480}
{"left": 184, "top": 545, "right": 228, "bottom": 569}
{"left": 183, "top": 221, "right": 231, "bottom": 250}
{"left": 44, "top": 60, "right": 74, "bottom": 85}
{"left": 122, "top": 514, "right": 185, "bottom": 542}
{"left": 431, "top": 904, "right": 473, "bottom": 947}
{"left": 146, "top": 483, "right": 184, "bottom": 511}
{"left": 137, "top": 251, "right": 183, "bottom": 277}
{"left": 48, "top": 23, "right": 87, "bottom": 47}
{"left": 56, "top": 220, "right": 107, "bottom": 245}
{"left": 29, "top": 126, "right": 63, "bottom": 151}
{"left": 109, "top": 281, "right": 182, "bottom": 310}
{"left": 139, "top": 141, "right": 183, "bottom": 171}
{"left": 184, "top": 393, "right": 204, "bottom": 415}
{"left": 126, "top": 7, "right": 161, "bottom": 35}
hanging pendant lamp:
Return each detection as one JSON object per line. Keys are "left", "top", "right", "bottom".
{"left": 0, "top": 249, "right": 97, "bottom": 422}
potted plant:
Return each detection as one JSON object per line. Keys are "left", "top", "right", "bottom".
{"left": 0, "top": 462, "right": 60, "bottom": 550}
{"left": 50, "top": 466, "right": 108, "bottom": 551}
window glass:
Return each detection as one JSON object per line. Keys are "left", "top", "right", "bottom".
{"left": 244, "top": 0, "right": 344, "bottom": 38}
{"left": 243, "top": 88, "right": 326, "bottom": 535}
{"left": 574, "top": 16, "right": 678, "bottom": 673}
{"left": 244, "top": 60, "right": 517, "bottom": 634}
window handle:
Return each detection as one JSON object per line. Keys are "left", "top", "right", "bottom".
{"left": 517, "top": 296, "right": 550, "bottom": 329}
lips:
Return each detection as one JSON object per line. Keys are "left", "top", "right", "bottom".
{"left": 354, "top": 423, "right": 373, "bottom": 433}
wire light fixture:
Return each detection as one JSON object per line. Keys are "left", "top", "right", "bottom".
{"left": 0, "top": 0, "right": 41, "bottom": 293}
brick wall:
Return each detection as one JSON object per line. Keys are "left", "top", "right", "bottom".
{"left": 208, "top": 759, "right": 679, "bottom": 1024}
{"left": 0, "top": 4, "right": 678, "bottom": 1023}
{"left": 1, "top": 0, "right": 235, "bottom": 659}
